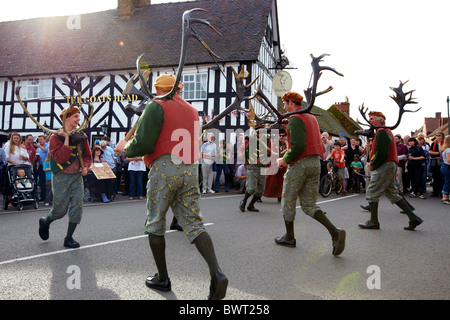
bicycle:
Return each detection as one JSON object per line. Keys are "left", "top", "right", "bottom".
{"left": 319, "top": 160, "right": 343, "bottom": 197}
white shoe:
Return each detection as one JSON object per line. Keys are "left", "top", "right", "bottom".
{"left": 208, "top": 189, "right": 215, "bottom": 194}
{"left": 202, "top": 190, "right": 207, "bottom": 194}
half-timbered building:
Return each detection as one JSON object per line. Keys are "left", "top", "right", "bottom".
{"left": 0, "top": 0, "right": 284, "bottom": 144}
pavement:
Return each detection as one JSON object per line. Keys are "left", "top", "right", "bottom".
{"left": 0, "top": 186, "right": 449, "bottom": 303}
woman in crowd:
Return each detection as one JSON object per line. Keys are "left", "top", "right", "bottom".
{"left": 127, "top": 153, "right": 146, "bottom": 200}
{"left": 407, "top": 137, "right": 426, "bottom": 199}
{"left": 342, "top": 136, "right": 363, "bottom": 192}
{"left": 91, "top": 145, "right": 114, "bottom": 203}
{"left": 5, "top": 132, "right": 29, "bottom": 166}
{"left": 417, "top": 136, "right": 430, "bottom": 196}
{"left": 4, "top": 132, "right": 30, "bottom": 207}
{"left": 429, "top": 131, "right": 445, "bottom": 197}
{"left": 439, "top": 135, "right": 450, "bottom": 205}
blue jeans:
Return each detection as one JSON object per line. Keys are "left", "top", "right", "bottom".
{"left": 440, "top": 164, "right": 450, "bottom": 195}
{"left": 421, "top": 164, "right": 427, "bottom": 192}
{"left": 129, "top": 170, "right": 144, "bottom": 197}
{"left": 215, "top": 164, "right": 230, "bottom": 192}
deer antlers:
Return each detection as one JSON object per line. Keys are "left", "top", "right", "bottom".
{"left": 298, "top": 53, "right": 344, "bottom": 116}
{"left": 249, "top": 54, "right": 343, "bottom": 131}
{"left": 202, "top": 66, "right": 258, "bottom": 131}
{"left": 154, "top": 8, "right": 222, "bottom": 101}
{"left": 15, "top": 76, "right": 94, "bottom": 135}
{"left": 116, "top": 9, "right": 221, "bottom": 154}
{"left": 355, "top": 80, "right": 421, "bottom": 137}
{"left": 122, "top": 9, "right": 221, "bottom": 115}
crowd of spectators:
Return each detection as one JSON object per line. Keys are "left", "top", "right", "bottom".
{"left": 2, "top": 129, "right": 449, "bottom": 208}
{"left": 320, "top": 130, "right": 449, "bottom": 205}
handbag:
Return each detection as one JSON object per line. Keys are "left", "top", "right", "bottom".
{"left": 430, "top": 157, "right": 443, "bottom": 167}
{"left": 430, "top": 143, "right": 443, "bottom": 167}
{"left": 212, "top": 161, "right": 217, "bottom": 172}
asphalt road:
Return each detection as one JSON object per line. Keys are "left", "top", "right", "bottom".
{"left": 0, "top": 189, "right": 449, "bottom": 301}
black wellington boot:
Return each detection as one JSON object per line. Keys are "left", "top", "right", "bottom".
{"left": 63, "top": 222, "right": 80, "bottom": 248}
{"left": 247, "top": 195, "right": 260, "bottom": 212}
{"left": 358, "top": 202, "right": 380, "bottom": 229}
{"left": 275, "top": 220, "right": 296, "bottom": 247}
{"left": 395, "top": 198, "right": 423, "bottom": 231}
{"left": 38, "top": 217, "right": 51, "bottom": 241}
{"left": 239, "top": 192, "right": 251, "bottom": 212}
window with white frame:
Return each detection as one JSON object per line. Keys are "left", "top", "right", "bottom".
{"left": 27, "top": 80, "right": 39, "bottom": 99}
{"left": 180, "top": 73, "right": 207, "bottom": 100}
{"left": 20, "top": 79, "right": 52, "bottom": 100}
{"left": 0, "top": 81, "right": 4, "bottom": 100}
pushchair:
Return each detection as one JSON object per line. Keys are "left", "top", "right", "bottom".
{"left": 3, "top": 164, "right": 39, "bottom": 211}
{"left": 83, "top": 172, "right": 115, "bottom": 203}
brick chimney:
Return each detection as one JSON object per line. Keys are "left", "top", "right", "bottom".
{"left": 436, "top": 112, "right": 442, "bottom": 126}
{"left": 118, "top": 0, "right": 150, "bottom": 19}
{"left": 335, "top": 96, "right": 350, "bottom": 116}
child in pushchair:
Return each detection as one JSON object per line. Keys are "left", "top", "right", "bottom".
{"left": 83, "top": 172, "right": 115, "bottom": 203}
{"left": 3, "top": 164, "right": 39, "bottom": 211}
{"left": 15, "top": 168, "right": 32, "bottom": 189}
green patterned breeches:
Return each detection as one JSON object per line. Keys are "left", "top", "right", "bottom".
{"left": 365, "top": 161, "right": 402, "bottom": 204}
{"left": 145, "top": 156, "right": 205, "bottom": 243}
{"left": 281, "top": 155, "right": 322, "bottom": 221}
{"left": 48, "top": 172, "right": 84, "bottom": 224}
{"left": 245, "top": 164, "right": 266, "bottom": 197}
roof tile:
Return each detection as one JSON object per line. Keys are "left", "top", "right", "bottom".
{"left": 0, "top": 0, "right": 273, "bottom": 77}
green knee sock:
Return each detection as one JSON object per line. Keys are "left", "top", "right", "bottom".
{"left": 148, "top": 234, "right": 169, "bottom": 281}
{"left": 194, "top": 232, "right": 221, "bottom": 277}
{"left": 369, "top": 202, "right": 379, "bottom": 224}
{"left": 313, "top": 210, "right": 336, "bottom": 235}
{"left": 66, "top": 222, "right": 77, "bottom": 239}
{"left": 395, "top": 198, "right": 418, "bottom": 221}
{"left": 285, "top": 220, "right": 295, "bottom": 240}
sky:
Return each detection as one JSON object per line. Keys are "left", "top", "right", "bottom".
{"left": 0, "top": 0, "right": 448, "bottom": 137}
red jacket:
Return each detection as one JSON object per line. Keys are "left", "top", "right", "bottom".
{"left": 286, "top": 113, "right": 325, "bottom": 164}
{"left": 143, "top": 95, "right": 200, "bottom": 167}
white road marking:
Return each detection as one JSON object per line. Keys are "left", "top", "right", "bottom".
{"left": 0, "top": 194, "right": 359, "bottom": 266}
{"left": 0, "top": 223, "right": 214, "bottom": 266}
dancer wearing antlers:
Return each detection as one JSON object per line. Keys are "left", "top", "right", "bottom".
{"left": 245, "top": 54, "right": 346, "bottom": 255}
{"left": 38, "top": 106, "right": 92, "bottom": 248}
{"left": 274, "top": 91, "right": 346, "bottom": 256}
{"left": 115, "top": 74, "right": 228, "bottom": 300}
{"left": 16, "top": 75, "right": 94, "bottom": 248}
{"left": 356, "top": 81, "right": 423, "bottom": 231}
{"left": 358, "top": 111, "right": 423, "bottom": 231}
{"left": 114, "top": 9, "right": 227, "bottom": 300}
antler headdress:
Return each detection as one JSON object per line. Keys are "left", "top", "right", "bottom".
{"left": 355, "top": 80, "right": 421, "bottom": 137}
{"left": 201, "top": 66, "right": 258, "bottom": 131}
{"left": 15, "top": 76, "right": 94, "bottom": 136}
{"left": 248, "top": 54, "right": 344, "bottom": 131}
{"left": 116, "top": 8, "right": 222, "bottom": 155}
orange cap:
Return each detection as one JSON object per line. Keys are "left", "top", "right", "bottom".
{"left": 154, "top": 74, "right": 184, "bottom": 91}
